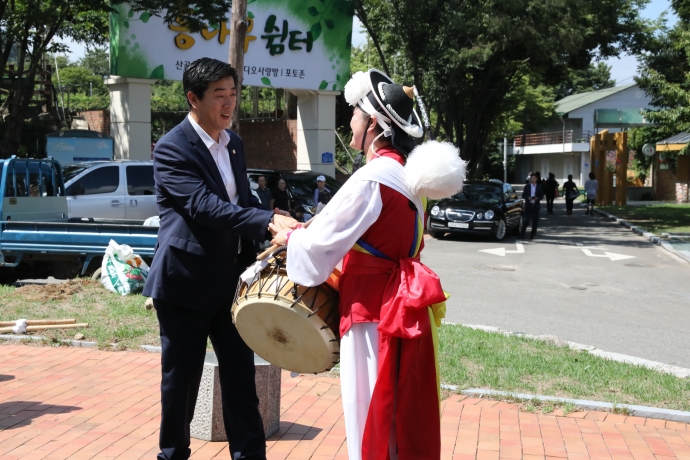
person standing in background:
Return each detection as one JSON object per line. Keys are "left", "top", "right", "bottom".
{"left": 521, "top": 173, "right": 544, "bottom": 240}
{"left": 313, "top": 175, "right": 330, "bottom": 207}
{"left": 255, "top": 175, "right": 273, "bottom": 211}
{"left": 544, "top": 172, "right": 559, "bottom": 215}
{"left": 562, "top": 174, "right": 579, "bottom": 215}
{"left": 584, "top": 172, "right": 599, "bottom": 215}
{"left": 290, "top": 205, "right": 307, "bottom": 223}
{"left": 272, "top": 178, "right": 292, "bottom": 213}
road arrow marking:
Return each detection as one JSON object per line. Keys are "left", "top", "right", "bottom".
{"left": 581, "top": 249, "right": 635, "bottom": 261}
{"left": 479, "top": 241, "right": 525, "bottom": 257}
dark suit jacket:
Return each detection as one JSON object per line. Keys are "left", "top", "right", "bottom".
{"left": 143, "top": 117, "right": 272, "bottom": 310}
{"left": 522, "top": 183, "right": 544, "bottom": 209}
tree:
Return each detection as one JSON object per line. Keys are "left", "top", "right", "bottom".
{"left": 352, "top": 0, "right": 651, "bottom": 176}
{"left": 0, "top": 0, "right": 234, "bottom": 158}
{"left": 79, "top": 47, "right": 109, "bottom": 78}
{"left": 554, "top": 62, "right": 616, "bottom": 100}
{"left": 53, "top": 66, "right": 108, "bottom": 96}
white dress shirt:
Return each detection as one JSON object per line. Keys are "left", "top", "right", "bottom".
{"left": 530, "top": 183, "right": 537, "bottom": 200}
{"left": 188, "top": 115, "right": 243, "bottom": 254}
{"left": 188, "top": 115, "right": 238, "bottom": 204}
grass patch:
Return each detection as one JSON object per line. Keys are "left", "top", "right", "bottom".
{"left": 0, "top": 279, "right": 159, "bottom": 350}
{"left": 600, "top": 204, "right": 690, "bottom": 234}
{"left": 439, "top": 324, "right": 690, "bottom": 411}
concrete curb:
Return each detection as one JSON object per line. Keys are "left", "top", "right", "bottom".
{"left": 452, "top": 388, "right": 690, "bottom": 423}
{"left": 450, "top": 322, "right": 690, "bottom": 379}
{"left": 140, "top": 345, "right": 162, "bottom": 353}
{"left": 594, "top": 209, "right": 690, "bottom": 263}
{"left": 0, "top": 333, "right": 99, "bottom": 348}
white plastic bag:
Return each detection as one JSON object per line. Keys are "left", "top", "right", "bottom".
{"left": 143, "top": 216, "right": 160, "bottom": 227}
{"left": 101, "top": 240, "right": 150, "bottom": 296}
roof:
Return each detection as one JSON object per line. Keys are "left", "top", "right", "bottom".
{"left": 556, "top": 84, "right": 637, "bottom": 115}
{"left": 657, "top": 132, "right": 690, "bottom": 145}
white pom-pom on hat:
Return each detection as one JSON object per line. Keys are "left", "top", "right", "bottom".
{"left": 404, "top": 141, "right": 466, "bottom": 199}
{"left": 344, "top": 71, "right": 371, "bottom": 107}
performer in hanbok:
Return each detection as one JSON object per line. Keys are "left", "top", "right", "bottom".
{"left": 270, "top": 69, "right": 465, "bottom": 460}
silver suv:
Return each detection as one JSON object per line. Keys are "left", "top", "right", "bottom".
{"left": 63, "top": 160, "right": 157, "bottom": 221}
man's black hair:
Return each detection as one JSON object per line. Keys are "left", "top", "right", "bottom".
{"left": 183, "top": 58, "right": 238, "bottom": 109}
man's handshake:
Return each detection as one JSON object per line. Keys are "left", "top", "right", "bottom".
{"left": 269, "top": 210, "right": 300, "bottom": 236}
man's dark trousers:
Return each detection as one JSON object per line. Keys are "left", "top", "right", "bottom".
{"left": 155, "top": 297, "right": 266, "bottom": 460}
{"left": 521, "top": 203, "right": 540, "bottom": 238}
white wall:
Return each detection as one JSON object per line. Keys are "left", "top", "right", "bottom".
{"left": 567, "top": 85, "right": 652, "bottom": 135}
{"left": 515, "top": 153, "right": 583, "bottom": 185}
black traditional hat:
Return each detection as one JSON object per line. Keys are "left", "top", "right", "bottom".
{"left": 344, "top": 69, "right": 424, "bottom": 156}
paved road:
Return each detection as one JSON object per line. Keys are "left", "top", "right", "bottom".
{"left": 422, "top": 198, "right": 690, "bottom": 368}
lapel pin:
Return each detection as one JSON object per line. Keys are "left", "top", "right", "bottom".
{"left": 232, "top": 149, "right": 236, "bottom": 155}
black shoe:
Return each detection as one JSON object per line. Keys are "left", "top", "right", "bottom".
{"left": 520, "top": 234, "right": 526, "bottom": 239}
{"left": 530, "top": 235, "right": 535, "bottom": 240}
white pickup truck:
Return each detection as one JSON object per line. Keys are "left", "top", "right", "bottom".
{"left": 63, "top": 160, "right": 158, "bottom": 221}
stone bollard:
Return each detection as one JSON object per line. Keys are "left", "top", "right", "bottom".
{"left": 190, "top": 351, "right": 281, "bottom": 441}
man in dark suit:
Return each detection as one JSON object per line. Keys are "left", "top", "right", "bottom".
{"left": 521, "top": 173, "right": 544, "bottom": 240}
{"left": 143, "top": 58, "right": 297, "bottom": 460}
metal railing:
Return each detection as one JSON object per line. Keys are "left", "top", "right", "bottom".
{"left": 514, "top": 130, "right": 592, "bottom": 147}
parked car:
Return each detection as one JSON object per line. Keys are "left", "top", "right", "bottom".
{"left": 427, "top": 180, "right": 524, "bottom": 240}
{"left": 247, "top": 169, "right": 342, "bottom": 215}
{"left": 0, "top": 157, "right": 157, "bottom": 281}
{"left": 63, "top": 160, "right": 157, "bottom": 221}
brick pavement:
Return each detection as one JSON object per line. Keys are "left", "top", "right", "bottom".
{"left": 2, "top": 344, "right": 690, "bottom": 460}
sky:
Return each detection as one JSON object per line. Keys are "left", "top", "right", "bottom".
{"left": 58, "top": 0, "right": 676, "bottom": 87}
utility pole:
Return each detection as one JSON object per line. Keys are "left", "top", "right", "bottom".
{"left": 503, "top": 137, "right": 508, "bottom": 184}
{"left": 229, "top": 0, "right": 248, "bottom": 133}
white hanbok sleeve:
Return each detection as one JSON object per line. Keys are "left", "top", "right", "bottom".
{"left": 286, "top": 180, "right": 382, "bottom": 286}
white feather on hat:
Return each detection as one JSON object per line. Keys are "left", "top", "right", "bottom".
{"left": 404, "top": 141, "right": 466, "bottom": 199}
{"left": 344, "top": 71, "right": 371, "bottom": 107}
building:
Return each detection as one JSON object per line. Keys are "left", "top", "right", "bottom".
{"left": 513, "top": 84, "right": 653, "bottom": 185}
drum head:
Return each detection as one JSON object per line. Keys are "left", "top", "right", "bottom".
{"left": 233, "top": 297, "right": 339, "bottom": 374}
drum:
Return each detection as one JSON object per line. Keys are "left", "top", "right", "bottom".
{"left": 232, "top": 248, "right": 340, "bottom": 374}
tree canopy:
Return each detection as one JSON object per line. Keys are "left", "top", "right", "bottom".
{"left": 554, "top": 63, "right": 616, "bottom": 100}
{"left": 0, "top": 0, "right": 234, "bottom": 158}
{"left": 353, "top": 0, "right": 651, "bottom": 175}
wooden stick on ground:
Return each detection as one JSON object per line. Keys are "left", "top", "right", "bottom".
{"left": 0, "top": 319, "right": 76, "bottom": 327}
{"left": 0, "top": 323, "right": 88, "bottom": 334}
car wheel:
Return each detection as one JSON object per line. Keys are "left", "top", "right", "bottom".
{"left": 429, "top": 230, "right": 446, "bottom": 239}
{"left": 494, "top": 219, "right": 507, "bottom": 241}
{"left": 514, "top": 213, "right": 524, "bottom": 235}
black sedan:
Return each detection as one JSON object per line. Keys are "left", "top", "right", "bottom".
{"left": 427, "top": 180, "right": 524, "bottom": 240}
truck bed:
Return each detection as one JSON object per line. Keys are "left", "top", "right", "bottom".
{"left": 0, "top": 220, "right": 158, "bottom": 277}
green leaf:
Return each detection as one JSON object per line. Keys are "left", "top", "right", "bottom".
{"left": 311, "top": 22, "right": 322, "bottom": 41}
{"left": 140, "top": 12, "right": 151, "bottom": 23}
{"left": 319, "top": 80, "right": 328, "bottom": 90}
{"left": 308, "top": 6, "right": 319, "bottom": 17}
{"left": 336, "top": 74, "right": 340, "bottom": 81}
{"left": 150, "top": 65, "right": 164, "bottom": 79}
{"left": 261, "top": 76, "right": 272, "bottom": 86}
{"left": 127, "top": 9, "right": 134, "bottom": 18}
{"left": 247, "top": 11, "right": 254, "bottom": 18}
{"left": 332, "top": 84, "right": 337, "bottom": 90}
{"left": 325, "top": 19, "right": 335, "bottom": 30}
{"left": 123, "top": 20, "right": 129, "bottom": 29}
